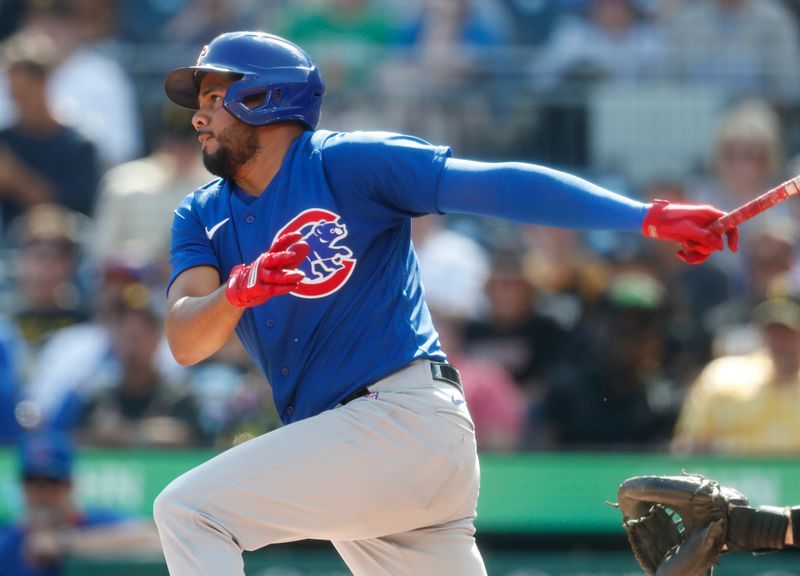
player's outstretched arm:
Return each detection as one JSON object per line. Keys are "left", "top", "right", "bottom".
{"left": 166, "top": 232, "right": 309, "bottom": 366}
{"left": 436, "top": 158, "right": 737, "bottom": 264}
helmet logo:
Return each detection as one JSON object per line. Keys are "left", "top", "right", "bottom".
{"left": 196, "top": 44, "right": 210, "bottom": 66}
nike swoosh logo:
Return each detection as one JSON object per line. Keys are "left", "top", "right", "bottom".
{"left": 451, "top": 395, "right": 465, "bottom": 405}
{"left": 205, "top": 218, "right": 230, "bottom": 240}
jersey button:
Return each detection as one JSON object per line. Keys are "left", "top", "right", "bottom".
{"left": 286, "top": 405, "right": 294, "bottom": 415}
{"left": 266, "top": 319, "right": 274, "bottom": 328}
{"left": 245, "top": 214, "right": 255, "bottom": 224}
{"left": 281, "top": 367, "right": 289, "bottom": 376}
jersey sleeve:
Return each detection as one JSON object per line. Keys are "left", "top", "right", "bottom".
{"left": 437, "top": 157, "right": 648, "bottom": 231}
{"left": 319, "top": 131, "right": 452, "bottom": 223}
{"left": 167, "top": 194, "right": 220, "bottom": 293}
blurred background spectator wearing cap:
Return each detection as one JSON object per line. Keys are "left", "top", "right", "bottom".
{"left": 70, "top": 284, "right": 205, "bottom": 448}
{"left": 525, "top": 270, "right": 681, "bottom": 450}
{"left": 22, "top": 255, "right": 181, "bottom": 433}
{"left": 706, "top": 222, "right": 799, "bottom": 357}
{"left": 672, "top": 290, "right": 800, "bottom": 455}
{"left": 0, "top": 429, "right": 161, "bottom": 575}
{"left": 0, "top": 30, "right": 99, "bottom": 242}
{"left": 462, "top": 247, "right": 570, "bottom": 408}
{"left": 7, "top": 204, "right": 89, "bottom": 356}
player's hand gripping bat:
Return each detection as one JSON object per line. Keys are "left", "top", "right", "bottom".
{"left": 642, "top": 200, "right": 737, "bottom": 264}
{"left": 709, "top": 175, "right": 800, "bottom": 234}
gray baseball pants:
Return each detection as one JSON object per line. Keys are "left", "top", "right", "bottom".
{"left": 153, "top": 360, "right": 486, "bottom": 575}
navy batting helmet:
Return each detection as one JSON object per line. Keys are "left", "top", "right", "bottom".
{"left": 164, "top": 31, "right": 325, "bottom": 129}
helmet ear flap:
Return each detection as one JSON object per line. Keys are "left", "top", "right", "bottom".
{"left": 224, "top": 76, "right": 322, "bottom": 128}
{"left": 243, "top": 93, "right": 266, "bottom": 110}
{"left": 223, "top": 77, "right": 275, "bottom": 124}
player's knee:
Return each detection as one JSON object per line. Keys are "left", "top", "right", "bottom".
{"left": 153, "top": 477, "right": 193, "bottom": 529}
{"left": 152, "top": 486, "right": 173, "bottom": 529}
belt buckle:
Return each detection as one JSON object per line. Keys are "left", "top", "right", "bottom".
{"left": 430, "top": 362, "right": 462, "bottom": 392}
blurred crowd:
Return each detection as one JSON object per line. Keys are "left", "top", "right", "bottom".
{"left": 2, "top": 0, "right": 800, "bottom": 465}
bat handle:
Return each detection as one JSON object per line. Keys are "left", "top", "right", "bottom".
{"left": 708, "top": 176, "right": 800, "bottom": 235}
{"left": 709, "top": 214, "right": 734, "bottom": 235}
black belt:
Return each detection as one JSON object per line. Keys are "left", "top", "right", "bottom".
{"left": 340, "top": 361, "right": 463, "bottom": 405}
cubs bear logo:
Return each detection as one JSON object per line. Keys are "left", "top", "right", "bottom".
{"left": 274, "top": 209, "right": 356, "bottom": 298}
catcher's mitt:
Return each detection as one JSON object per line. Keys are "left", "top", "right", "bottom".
{"left": 615, "top": 473, "right": 791, "bottom": 576}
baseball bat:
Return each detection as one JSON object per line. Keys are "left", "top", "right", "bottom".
{"left": 709, "top": 175, "right": 800, "bottom": 234}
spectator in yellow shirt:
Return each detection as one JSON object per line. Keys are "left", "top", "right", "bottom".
{"left": 672, "top": 295, "right": 800, "bottom": 455}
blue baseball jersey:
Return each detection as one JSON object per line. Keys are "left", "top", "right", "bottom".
{"left": 169, "top": 131, "right": 451, "bottom": 423}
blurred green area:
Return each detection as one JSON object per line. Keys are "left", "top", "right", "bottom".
{"left": 5, "top": 448, "right": 800, "bottom": 530}
{"left": 2, "top": 447, "right": 798, "bottom": 574}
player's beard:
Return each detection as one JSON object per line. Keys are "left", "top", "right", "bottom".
{"left": 202, "top": 123, "right": 261, "bottom": 179}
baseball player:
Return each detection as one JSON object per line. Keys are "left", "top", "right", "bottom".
{"left": 154, "top": 31, "right": 738, "bottom": 576}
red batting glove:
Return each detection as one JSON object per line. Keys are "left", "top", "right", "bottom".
{"left": 642, "top": 199, "right": 739, "bottom": 264}
{"left": 225, "top": 232, "right": 310, "bottom": 308}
